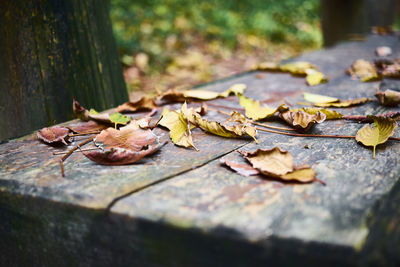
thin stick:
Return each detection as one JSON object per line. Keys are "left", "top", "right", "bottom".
{"left": 68, "top": 131, "right": 101, "bottom": 137}
{"left": 208, "top": 107, "right": 296, "bottom": 131}
{"left": 53, "top": 147, "right": 99, "bottom": 155}
{"left": 59, "top": 136, "right": 95, "bottom": 177}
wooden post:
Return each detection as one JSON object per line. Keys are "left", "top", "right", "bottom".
{"left": 321, "top": 0, "right": 396, "bottom": 47}
{"left": 0, "top": 0, "right": 128, "bottom": 141}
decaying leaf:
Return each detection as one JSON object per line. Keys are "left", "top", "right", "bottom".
{"left": 375, "top": 89, "right": 400, "bottom": 106}
{"left": 380, "top": 60, "right": 400, "bottom": 79}
{"left": 239, "top": 94, "right": 288, "bottom": 121}
{"left": 67, "top": 121, "right": 108, "bottom": 134}
{"left": 314, "top": 98, "right": 373, "bottom": 108}
{"left": 83, "top": 122, "right": 165, "bottom": 165}
{"left": 305, "top": 69, "right": 328, "bottom": 86}
{"left": 219, "top": 158, "right": 260, "bottom": 177}
{"left": 303, "top": 92, "right": 338, "bottom": 104}
{"left": 115, "top": 96, "right": 157, "bottom": 113}
{"left": 355, "top": 116, "right": 398, "bottom": 158}
{"left": 280, "top": 61, "right": 317, "bottom": 76}
{"left": 158, "top": 104, "right": 198, "bottom": 150}
{"left": 279, "top": 110, "right": 326, "bottom": 131}
{"left": 194, "top": 113, "right": 258, "bottom": 142}
{"left": 292, "top": 107, "right": 343, "bottom": 120}
{"left": 239, "top": 147, "right": 319, "bottom": 183}
{"left": 346, "top": 59, "right": 381, "bottom": 82}
{"left": 158, "top": 84, "right": 246, "bottom": 102}
{"left": 227, "top": 111, "right": 249, "bottom": 124}
{"left": 37, "top": 126, "right": 71, "bottom": 145}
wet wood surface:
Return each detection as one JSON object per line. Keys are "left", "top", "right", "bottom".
{"left": 1, "top": 35, "right": 400, "bottom": 266}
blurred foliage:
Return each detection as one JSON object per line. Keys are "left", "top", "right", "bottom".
{"left": 110, "top": 0, "right": 322, "bottom": 94}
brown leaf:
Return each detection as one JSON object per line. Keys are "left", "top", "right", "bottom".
{"left": 346, "top": 59, "right": 381, "bottom": 82}
{"left": 313, "top": 97, "right": 373, "bottom": 108}
{"left": 37, "top": 126, "right": 71, "bottom": 145}
{"left": 83, "top": 122, "right": 165, "bottom": 165}
{"left": 67, "top": 121, "right": 108, "bottom": 134}
{"left": 375, "top": 89, "right": 400, "bottom": 106}
{"left": 292, "top": 108, "right": 343, "bottom": 120}
{"left": 219, "top": 158, "right": 260, "bottom": 177}
{"left": 239, "top": 147, "right": 319, "bottom": 183}
{"left": 115, "top": 96, "right": 157, "bottom": 113}
{"left": 279, "top": 110, "right": 326, "bottom": 131}
{"left": 73, "top": 98, "right": 90, "bottom": 121}
{"left": 380, "top": 60, "right": 400, "bottom": 79}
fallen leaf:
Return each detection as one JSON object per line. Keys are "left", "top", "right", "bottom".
{"left": 115, "top": 97, "right": 157, "bottom": 113}
{"left": 380, "top": 60, "right": 400, "bottom": 79}
{"left": 194, "top": 113, "right": 258, "bottom": 142}
{"left": 73, "top": 98, "right": 90, "bottom": 121}
{"left": 218, "top": 83, "right": 246, "bottom": 97}
{"left": 375, "top": 46, "right": 392, "bottom": 57}
{"left": 252, "top": 61, "right": 280, "bottom": 71}
{"left": 292, "top": 107, "right": 343, "bottom": 120}
{"left": 37, "top": 126, "right": 71, "bottom": 145}
{"left": 280, "top": 61, "right": 317, "bottom": 76}
{"left": 67, "top": 121, "right": 108, "bottom": 134}
{"left": 219, "top": 158, "right": 260, "bottom": 177}
{"left": 346, "top": 59, "right": 381, "bottom": 82}
{"left": 355, "top": 116, "right": 398, "bottom": 158}
{"left": 279, "top": 110, "right": 326, "bottom": 131}
{"left": 83, "top": 123, "right": 165, "bottom": 165}
{"left": 239, "top": 94, "right": 288, "bottom": 121}
{"left": 239, "top": 147, "right": 318, "bottom": 183}
{"left": 375, "top": 89, "right": 400, "bottom": 106}
{"left": 314, "top": 97, "right": 373, "bottom": 108}
{"left": 305, "top": 70, "right": 328, "bottom": 86}
{"left": 226, "top": 111, "right": 249, "bottom": 124}
{"left": 303, "top": 92, "right": 338, "bottom": 104}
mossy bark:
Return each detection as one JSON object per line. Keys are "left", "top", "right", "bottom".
{"left": 0, "top": 0, "right": 128, "bottom": 141}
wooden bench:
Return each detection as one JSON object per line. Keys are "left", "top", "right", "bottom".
{"left": 1, "top": 35, "right": 400, "bottom": 266}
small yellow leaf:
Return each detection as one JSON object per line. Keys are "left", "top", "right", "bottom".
{"left": 279, "top": 110, "right": 326, "bottom": 131}
{"left": 239, "top": 94, "right": 288, "bottom": 121}
{"left": 183, "top": 89, "right": 220, "bottom": 100}
{"left": 279, "top": 167, "right": 317, "bottom": 183}
{"left": 280, "top": 61, "right": 317, "bottom": 76}
{"left": 306, "top": 70, "right": 328, "bottom": 86}
{"left": 292, "top": 107, "right": 343, "bottom": 120}
{"left": 219, "top": 83, "right": 246, "bottom": 97}
{"left": 252, "top": 61, "right": 280, "bottom": 71}
{"left": 314, "top": 97, "right": 373, "bottom": 108}
{"left": 355, "top": 116, "right": 397, "bottom": 158}
{"left": 303, "top": 92, "right": 339, "bottom": 104}
{"left": 347, "top": 59, "right": 381, "bottom": 82}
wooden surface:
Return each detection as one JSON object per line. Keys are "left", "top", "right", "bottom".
{"left": 0, "top": 0, "right": 128, "bottom": 142}
{"left": 1, "top": 35, "right": 400, "bottom": 266}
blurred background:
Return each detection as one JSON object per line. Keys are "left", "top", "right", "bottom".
{"left": 110, "top": 0, "right": 400, "bottom": 97}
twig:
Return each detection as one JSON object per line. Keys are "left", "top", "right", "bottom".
{"left": 208, "top": 107, "right": 296, "bottom": 131}
{"left": 68, "top": 131, "right": 101, "bottom": 137}
{"left": 53, "top": 147, "right": 99, "bottom": 155}
{"left": 343, "top": 112, "right": 400, "bottom": 123}
{"left": 59, "top": 136, "right": 95, "bottom": 177}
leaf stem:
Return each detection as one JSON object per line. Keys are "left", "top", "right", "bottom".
{"left": 53, "top": 147, "right": 99, "bottom": 155}
{"left": 59, "top": 136, "right": 95, "bottom": 177}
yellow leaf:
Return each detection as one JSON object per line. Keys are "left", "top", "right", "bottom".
{"left": 279, "top": 167, "right": 317, "bottom": 183}
{"left": 219, "top": 83, "right": 246, "bottom": 97}
{"left": 306, "top": 70, "right": 328, "bottom": 86}
{"left": 303, "top": 92, "right": 339, "bottom": 104}
{"left": 183, "top": 89, "right": 220, "bottom": 100}
{"left": 279, "top": 110, "right": 326, "bottom": 131}
{"left": 239, "top": 94, "right": 288, "bottom": 121}
{"left": 194, "top": 113, "right": 258, "bottom": 142}
{"left": 375, "top": 89, "right": 400, "bottom": 107}
{"left": 252, "top": 61, "right": 280, "bottom": 71}
{"left": 314, "top": 97, "right": 373, "bottom": 108}
{"left": 280, "top": 61, "right": 317, "bottom": 76}
{"left": 355, "top": 116, "right": 397, "bottom": 158}
{"left": 347, "top": 59, "right": 381, "bottom": 82}
{"left": 292, "top": 107, "right": 343, "bottom": 120}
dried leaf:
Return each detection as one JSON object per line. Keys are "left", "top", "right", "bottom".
{"left": 292, "top": 107, "right": 343, "bottom": 120}
{"left": 226, "top": 111, "right": 249, "bottom": 124}
{"left": 159, "top": 84, "right": 246, "bottom": 102}
{"left": 37, "top": 126, "right": 70, "bottom": 145}
{"left": 67, "top": 121, "right": 108, "bottom": 134}
{"left": 158, "top": 104, "right": 197, "bottom": 150}
{"left": 239, "top": 94, "right": 288, "bottom": 121}
{"left": 280, "top": 61, "right": 317, "bottom": 76}
{"left": 219, "top": 158, "right": 260, "bottom": 177}
{"left": 314, "top": 97, "right": 373, "bottom": 108}
{"left": 375, "top": 46, "right": 392, "bottom": 57}
{"left": 305, "top": 70, "right": 328, "bottom": 86}
{"left": 346, "top": 59, "right": 381, "bottom": 82}
{"left": 380, "top": 60, "right": 400, "bottom": 79}
{"left": 375, "top": 89, "right": 400, "bottom": 107}
{"left": 83, "top": 123, "right": 165, "bottom": 165}
{"left": 303, "top": 92, "right": 338, "bottom": 104}
{"left": 73, "top": 98, "right": 90, "bottom": 121}
{"left": 355, "top": 116, "right": 398, "bottom": 158}
{"left": 115, "top": 97, "right": 157, "bottom": 113}
{"left": 252, "top": 61, "right": 280, "bottom": 71}
{"left": 109, "top": 113, "right": 131, "bottom": 128}
{"left": 194, "top": 113, "right": 258, "bottom": 142}
{"left": 239, "top": 147, "right": 318, "bottom": 183}
{"left": 279, "top": 110, "right": 326, "bottom": 131}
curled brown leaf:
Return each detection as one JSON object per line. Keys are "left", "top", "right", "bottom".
{"left": 279, "top": 110, "right": 326, "bottom": 131}
{"left": 37, "top": 126, "right": 71, "bottom": 145}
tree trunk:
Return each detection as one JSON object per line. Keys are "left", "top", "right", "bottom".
{"left": 0, "top": 0, "right": 128, "bottom": 141}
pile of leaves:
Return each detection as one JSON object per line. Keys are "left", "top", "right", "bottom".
{"left": 37, "top": 58, "right": 400, "bottom": 186}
